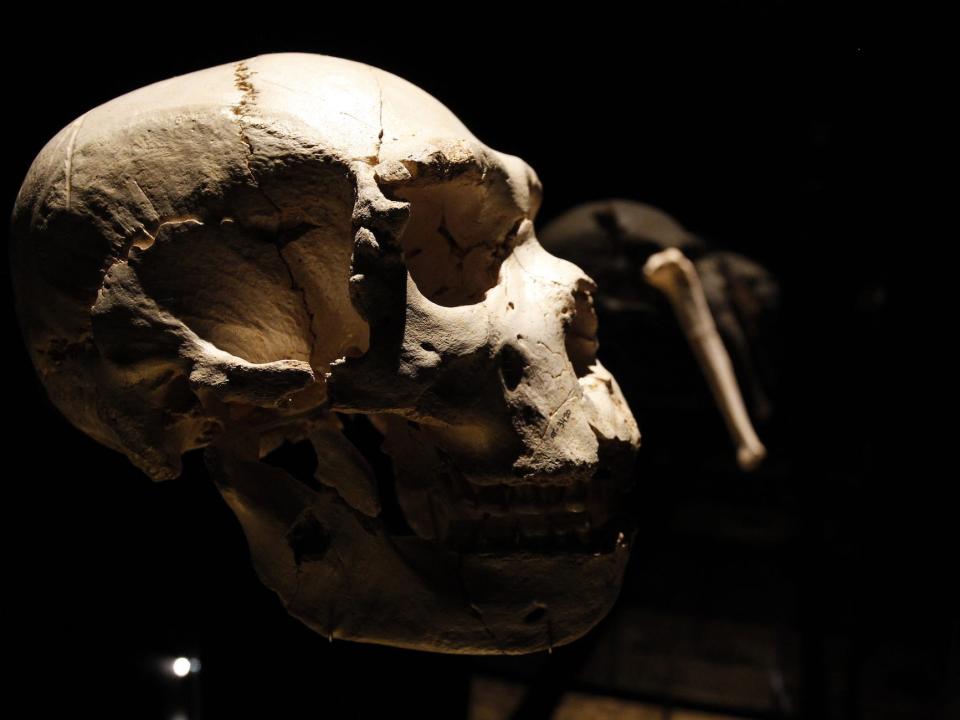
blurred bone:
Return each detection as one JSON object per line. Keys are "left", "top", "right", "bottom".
{"left": 644, "top": 248, "right": 766, "bottom": 471}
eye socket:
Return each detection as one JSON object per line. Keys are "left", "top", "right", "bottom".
{"left": 389, "top": 168, "right": 525, "bottom": 307}
{"left": 499, "top": 344, "right": 526, "bottom": 391}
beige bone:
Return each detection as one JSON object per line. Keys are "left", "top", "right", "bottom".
{"left": 10, "top": 53, "right": 642, "bottom": 654}
{"left": 644, "top": 248, "right": 766, "bottom": 471}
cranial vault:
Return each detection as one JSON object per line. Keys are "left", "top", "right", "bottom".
{"left": 10, "top": 53, "right": 640, "bottom": 654}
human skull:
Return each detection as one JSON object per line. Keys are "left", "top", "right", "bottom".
{"left": 10, "top": 53, "right": 640, "bottom": 654}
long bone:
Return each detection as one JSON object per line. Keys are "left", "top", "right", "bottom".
{"left": 644, "top": 248, "right": 766, "bottom": 471}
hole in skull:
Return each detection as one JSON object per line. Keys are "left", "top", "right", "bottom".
{"left": 336, "top": 413, "right": 414, "bottom": 536}
{"left": 565, "top": 287, "right": 600, "bottom": 378}
{"left": 499, "top": 344, "right": 526, "bottom": 391}
{"left": 524, "top": 605, "right": 547, "bottom": 624}
{"left": 262, "top": 438, "right": 320, "bottom": 491}
{"left": 286, "top": 511, "right": 331, "bottom": 565}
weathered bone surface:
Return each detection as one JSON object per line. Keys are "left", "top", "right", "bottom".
{"left": 11, "top": 54, "right": 640, "bottom": 654}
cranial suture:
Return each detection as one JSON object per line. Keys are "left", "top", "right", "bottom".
{"left": 11, "top": 53, "right": 640, "bottom": 654}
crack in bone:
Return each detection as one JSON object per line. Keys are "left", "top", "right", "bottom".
{"left": 433, "top": 197, "right": 493, "bottom": 299}
{"left": 275, "top": 245, "right": 320, "bottom": 360}
{"left": 338, "top": 111, "right": 380, "bottom": 133}
{"left": 374, "top": 73, "right": 384, "bottom": 163}
{"left": 437, "top": 209, "right": 467, "bottom": 291}
{"left": 229, "top": 60, "right": 313, "bottom": 366}
{"left": 437, "top": 211, "right": 470, "bottom": 260}
{"left": 256, "top": 77, "right": 301, "bottom": 95}
{"left": 535, "top": 339, "right": 563, "bottom": 360}
{"left": 129, "top": 179, "right": 159, "bottom": 220}
{"left": 541, "top": 386, "right": 579, "bottom": 439}
{"left": 511, "top": 239, "right": 569, "bottom": 289}
{"left": 63, "top": 114, "right": 86, "bottom": 210}
{"left": 230, "top": 61, "right": 282, "bottom": 218}
{"left": 519, "top": 339, "right": 565, "bottom": 380}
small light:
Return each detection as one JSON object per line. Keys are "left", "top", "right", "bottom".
{"left": 172, "top": 657, "right": 191, "bottom": 677}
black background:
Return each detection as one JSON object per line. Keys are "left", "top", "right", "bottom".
{"left": 4, "top": 7, "right": 950, "bottom": 719}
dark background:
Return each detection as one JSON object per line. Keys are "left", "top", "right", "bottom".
{"left": 4, "top": 7, "right": 951, "bottom": 719}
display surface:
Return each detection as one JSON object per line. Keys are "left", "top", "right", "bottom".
{"left": 10, "top": 53, "right": 640, "bottom": 654}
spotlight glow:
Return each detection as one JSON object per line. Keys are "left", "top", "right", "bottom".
{"left": 172, "top": 657, "right": 191, "bottom": 677}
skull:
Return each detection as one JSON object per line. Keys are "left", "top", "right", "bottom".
{"left": 10, "top": 53, "right": 640, "bottom": 654}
